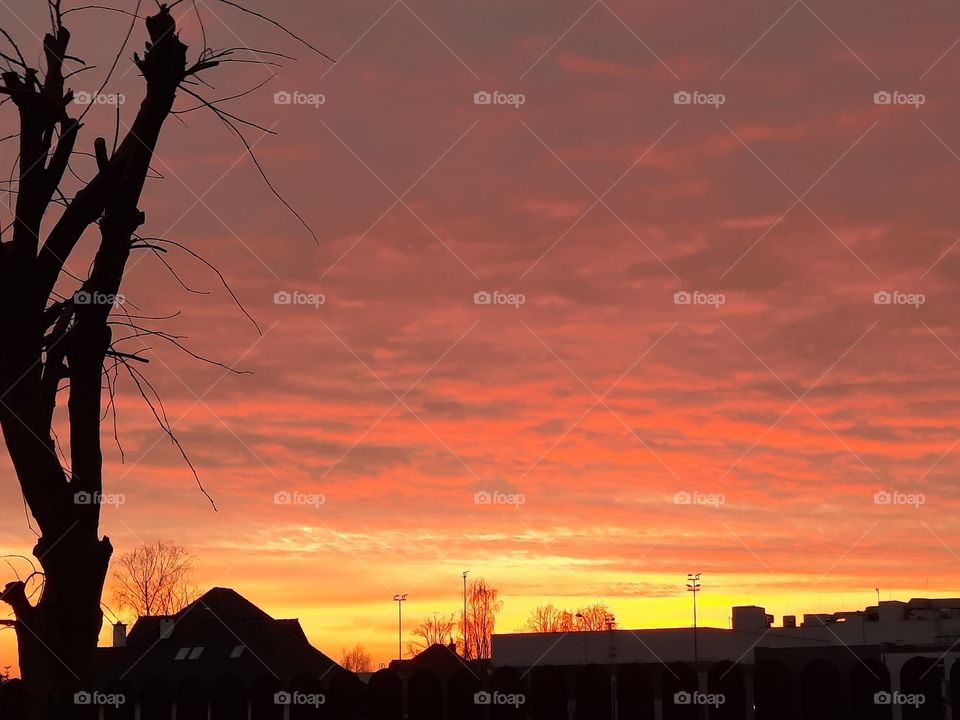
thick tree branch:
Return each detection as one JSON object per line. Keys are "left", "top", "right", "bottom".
{"left": 0, "top": 581, "right": 31, "bottom": 622}
{"left": 36, "top": 8, "right": 187, "bottom": 307}
{"left": 66, "top": 8, "right": 187, "bottom": 522}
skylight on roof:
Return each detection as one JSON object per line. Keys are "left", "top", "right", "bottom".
{"left": 230, "top": 645, "right": 245, "bottom": 658}
{"left": 174, "top": 647, "right": 189, "bottom": 660}
{"left": 188, "top": 647, "right": 204, "bottom": 660}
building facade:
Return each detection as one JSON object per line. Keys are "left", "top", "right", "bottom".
{"left": 488, "top": 597, "right": 960, "bottom": 719}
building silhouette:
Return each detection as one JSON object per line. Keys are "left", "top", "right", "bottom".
{"left": 94, "top": 587, "right": 348, "bottom": 719}
{"left": 490, "top": 596, "right": 960, "bottom": 719}
{"left": 4, "top": 591, "right": 960, "bottom": 718}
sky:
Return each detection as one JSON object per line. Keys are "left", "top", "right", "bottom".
{"left": 3, "top": 0, "right": 960, "bottom": 672}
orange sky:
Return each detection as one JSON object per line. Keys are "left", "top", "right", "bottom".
{"left": 4, "top": 0, "right": 960, "bottom": 672}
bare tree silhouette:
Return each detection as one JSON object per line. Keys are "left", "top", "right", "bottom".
{"left": 572, "top": 601, "right": 616, "bottom": 631}
{"left": 0, "top": 3, "right": 327, "bottom": 715}
{"left": 111, "top": 540, "right": 198, "bottom": 619}
{"left": 408, "top": 612, "right": 456, "bottom": 656}
{"left": 460, "top": 578, "right": 502, "bottom": 659}
{"left": 340, "top": 644, "right": 372, "bottom": 673}
{"left": 521, "top": 604, "right": 576, "bottom": 632}
{"left": 521, "top": 601, "right": 615, "bottom": 632}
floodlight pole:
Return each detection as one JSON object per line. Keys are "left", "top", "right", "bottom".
{"left": 687, "top": 573, "right": 701, "bottom": 663}
{"left": 393, "top": 593, "right": 407, "bottom": 661}
{"left": 462, "top": 571, "right": 470, "bottom": 660}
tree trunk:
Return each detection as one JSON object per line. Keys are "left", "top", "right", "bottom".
{"left": 0, "top": 8, "right": 187, "bottom": 717}
{"left": 7, "top": 529, "right": 111, "bottom": 719}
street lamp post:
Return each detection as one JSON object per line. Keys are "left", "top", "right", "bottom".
{"left": 605, "top": 613, "right": 618, "bottom": 720}
{"left": 462, "top": 571, "right": 470, "bottom": 660}
{"left": 393, "top": 594, "right": 407, "bottom": 661}
{"left": 575, "top": 612, "right": 587, "bottom": 663}
{"left": 687, "top": 573, "right": 701, "bottom": 664}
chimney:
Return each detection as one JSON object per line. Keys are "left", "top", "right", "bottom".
{"left": 112, "top": 622, "right": 127, "bottom": 648}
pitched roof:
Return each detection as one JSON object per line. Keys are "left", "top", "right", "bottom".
{"left": 98, "top": 587, "right": 341, "bottom": 687}
{"left": 388, "top": 643, "right": 485, "bottom": 680}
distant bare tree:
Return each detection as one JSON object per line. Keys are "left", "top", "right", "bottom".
{"left": 460, "top": 578, "right": 502, "bottom": 659}
{"left": 521, "top": 601, "right": 615, "bottom": 632}
{"left": 340, "top": 645, "right": 372, "bottom": 673}
{"left": 521, "top": 604, "right": 574, "bottom": 632}
{"left": 574, "top": 601, "right": 616, "bottom": 630}
{"left": 408, "top": 612, "right": 456, "bottom": 656}
{"left": 111, "top": 541, "right": 198, "bottom": 618}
